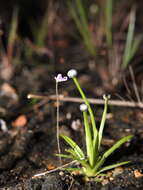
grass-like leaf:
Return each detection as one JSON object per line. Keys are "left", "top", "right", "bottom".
{"left": 60, "top": 135, "right": 85, "bottom": 160}
{"left": 92, "top": 135, "right": 132, "bottom": 174}
{"left": 65, "top": 148, "right": 82, "bottom": 160}
{"left": 103, "top": 135, "right": 133, "bottom": 158}
{"left": 56, "top": 153, "right": 72, "bottom": 159}
{"left": 8, "top": 7, "right": 18, "bottom": 47}
{"left": 104, "top": 0, "right": 113, "bottom": 46}
{"left": 95, "top": 161, "right": 130, "bottom": 176}
{"left": 130, "top": 35, "right": 142, "bottom": 60}
{"left": 68, "top": 0, "right": 96, "bottom": 56}
{"left": 83, "top": 111, "right": 94, "bottom": 167}
{"left": 122, "top": 7, "right": 142, "bottom": 69}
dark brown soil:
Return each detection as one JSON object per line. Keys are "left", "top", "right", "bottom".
{"left": 0, "top": 60, "right": 143, "bottom": 189}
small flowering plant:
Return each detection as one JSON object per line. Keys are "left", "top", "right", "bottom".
{"left": 57, "top": 69, "right": 133, "bottom": 178}
{"left": 54, "top": 73, "right": 68, "bottom": 165}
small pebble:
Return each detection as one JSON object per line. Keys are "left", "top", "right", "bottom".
{"left": 102, "top": 179, "right": 109, "bottom": 185}
{"left": 0, "top": 119, "right": 8, "bottom": 132}
{"left": 59, "top": 171, "right": 64, "bottom": 176}
{"left": 71, "top": 119, "right": 81, "bottom": 131}
{"left": 112, "top": 167, "right": 124, "bottom": 177}
{"left": 66, "top": 113, "right": 71, "bottom": 120}
{"left": 107, "top": 171, "right": 112, "bottom": 177}
{"left": 134, "top": 169, "right": 143, "bottom": 178}
{"left": 109, "top": 177, "right": 114, "bottom": 181}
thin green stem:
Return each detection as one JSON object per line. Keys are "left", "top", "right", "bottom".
{"left": 56, "top": 82, "right": 62, "bottom": 165}
{"left": 98, "top": 96, "right": 109, "bottom": 150}
{"left": 72, "top": 77, "right": 98, "bottom": 164}
{"left": 72, "top": 77, "right": 97, "bottom": 134}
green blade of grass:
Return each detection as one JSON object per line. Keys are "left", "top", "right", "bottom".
{"left": 66, "top": 148, "right": 82, "bottom": 160}
{"left": 75, "top": 0, "right": 96, "bottom": 54}
{"left": 83, "top": 111, "right": 94, "bottom": 167}
{"left": 56, "top": 153, "right": 72, "bottom": 159}
{"left": 95, "top": 161, "right": 130, "bottom": 176}
{"left": 68, "top": 1, "right": 91, "bottom": 46}
{"left": 130, "top": 35, "right": 142, "bottom": 60}
{"left": 68, "top": 0, "right": 96, "bottom": 56}
{"left": 75, "top": 0, "right": 88, "bottom": 30}
{"left": 122, "top": 7, "right": 136, "bottom": 69}
{"left": 60, "top": 135, "right": 85, "bottom": 160}
{"left": 93, "top": 135, "right": 132, "bottom": 172}
{"left": 105, "top": 0, "right": 112, "bottom": 46}
{"left": 36, "top": 11, "right": 49, "bottom": 47}
{"left": 103, "top": 135, "right": 133, "bottom": 158}
{"left": 8, "top": 7, "right": 18, "bottom": 46}
{"left": 65, "top": 148, "right": 89, "bottom": 168}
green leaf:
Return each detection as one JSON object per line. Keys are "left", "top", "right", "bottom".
{"left": 8, "top": 8, "right": 18, "bottom": 46}
{"left": 105, "top": 0, "right": 113, "bottom": 46}
{"left": 93, "top": 135, "right": 133, "bottom": 172}
{"left": 103, "top": 135, "right": 133, "bottom": 158}
{"left": 98, "top": 96, "right": 109, "bottom": 150}
{"left": 65, "top": 148, "right": 82, "bottom": 160}
{"left": 83, "top": 111, "right": 94, "bottom": 167}
{"left": 65, "top": 148, "right": 89, "bottom": 168}
{"left": 68, "top": 0, "right": 96, "bottom": 56}
{"left": 122, "top": 7, "right": 136, "bottom": 69}
{"left": 56, "top": 153, "right": 72, "bottom": 159}
{"left": 95, "top": 161, "right": 130, "bottom": 176}
{"left": 130, "top": 35, "right": 142, "bottom": 60}
{"left": 60, "top": 135, "right": 85, "bottom": 160}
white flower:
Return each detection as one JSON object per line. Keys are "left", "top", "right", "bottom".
{"left": 67, "top": 69, "right": 77, "bottom": 78}
{"left": 55, "top": 74, "right": 68, "bottom": 82}
{"left": 80, "top": 104, "right": 88, "bottom": 112}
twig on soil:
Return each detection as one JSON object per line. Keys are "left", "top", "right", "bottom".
{"left": 28, "top": 94, "right": 143, "bottom": 108}
{"left": 32, "top": 160, "right": 77, "bottom": 178}
{"left": 68, "top": 176, "right": 74, "bottom": 190}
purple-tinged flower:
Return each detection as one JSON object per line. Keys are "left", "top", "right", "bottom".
{"left": 55, "top": 74, "right": 68, "bottom": 83}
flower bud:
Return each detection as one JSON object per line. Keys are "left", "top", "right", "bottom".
{"left": 103, "top": 94, "right": 111, "bottom": 100}
{"left": 80, "top": 104, "right": 88, "bottom": 112}
{"left": 67, "top": 69, "right": 77, "bottom": 78}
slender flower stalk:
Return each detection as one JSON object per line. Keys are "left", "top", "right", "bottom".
{"left": 68, "top": 69, "right": 98, "bottom": 165}
{"left": 55, "top": 74, "right": 67, "bottom": 165}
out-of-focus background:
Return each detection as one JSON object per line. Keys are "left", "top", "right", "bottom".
{"left": 0, "top": 0, "right": 143, "bottom": 96}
